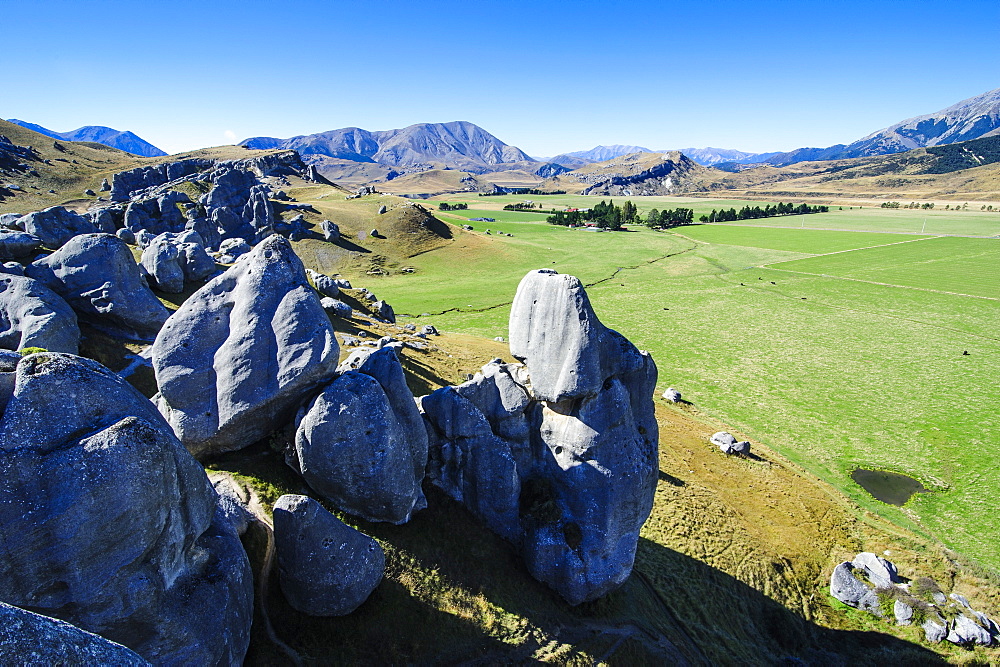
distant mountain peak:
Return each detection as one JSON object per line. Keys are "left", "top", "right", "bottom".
{"left": 5, "top": 119, "right": 166, "bottom": 157}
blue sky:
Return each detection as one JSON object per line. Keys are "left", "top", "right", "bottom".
{"left": 4, "top": 0, "right": 998, "bottom": 156}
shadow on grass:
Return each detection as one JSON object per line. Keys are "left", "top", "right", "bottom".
{"left": 223, "top": 447, "right": 945, "bottom": 665}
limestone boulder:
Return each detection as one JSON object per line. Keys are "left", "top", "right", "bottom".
{"left": 273, "top": 495, "right": 384, "bottom": 617}
{"left": 0, "top": 602, "right": 148, "bottom": 666}
{"left": 26, "top": 233, "right": 170, "bottom": 341}
{"left": 0, "top": 274, "right": 80, "bottom": 353}
{"left": 320, "top": 219, "right": 340, "bottom": 241}
{"left": 217, "top": 237, "right": 251, "bottom": 264}
{"left": 852, "top": 552, "right": 900, "bottom": 588}
{"left": 0, "top": 353, "right": 252, "bottom": 664}
{"left": 308, "top": 268, "right": 341, "bottom": 298}
{"left": 508, "top": 269, "right": 647, "bottom": 402}
{"left": 830, "top": 562, "right": 879, "bottom": 613}
{"left": 16, "top": 206, "right": 99, "bottom": 248}
{"left": 153, "top": 234, "right": 339, "bottom": 458}
{"left": 373, "top": 299, "right": 395, "bottom": 323}
{"left": 321, "top": 297, "right": 352, "bottom": 319}
{"left": 948, "top": 613, "right": 994, "bottom": 645}
{"left": 242, "top": 184, "right": 275, "bottom": 241}
{"left": 296, "top": 346, "right": 427, "bottom": 524}
{"left": 0, "top": 229, "right": 41, "bottom": 259}
{"left": 140, "top": 231, "right": 217, "bottom": 293}
{"left": 662, "top": 387, "right": 681, "bottom": 402}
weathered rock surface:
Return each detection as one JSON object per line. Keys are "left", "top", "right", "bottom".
{"left": 16, "top": 206, "right": 99, "bottom": 248}
{"left": 421, "top": 269, "right": 658, "bottom": 604}
{"left": 662, "top": 387, "right": 681, "bottom": 402}
{"left": 217, "top": 237, "right": 251, "bottom": 264}
{"left": 321, "top": 296, "right": 352, "bottom": 319}
{"left": 0, "top": 274, "right": 80, "bottom": 353}
{"left": 894, "top": 599, "right": 913, "bottom": 625}
{"left": 373, "top": 299, "right": 395, "bottom": 323}
{"left": 508, "top": 269, "right": 647, "bottom": 402}
{"left": 0, "top": 601, "right": 149, "bottom": 666}
{"left": 295, "top": 346, "right": 427, "bottom": 523}
{"left": 153, "top": 235, "right": 339, "bottom": 458}
{"left": 948, "top": 613, "right": 993, "bottom": 645}
{"left": 308, "top": 268, "right": 341, "bottom": 298}
{"left": 273, "top": 494, "right": 384, "bottom": 616}
{"left": 26, "top": 233, "right": 170, "bottom": 341}
{"left": 0, "top": 353, "right": 252, "bottom": 664}
{"left": 829, "top": 562, "right": 879, "bottom": 613}
{"left": 0, "top": 229, "right": 41, "bottom": 259}
{"left": 320, "top": 219, "right": 340, "bottom": 241}
{"left": 140, "top": 231, "right": 217, "bottom": 293}
{"left": 852, "top": 552, "right": 900, "bottom": 588}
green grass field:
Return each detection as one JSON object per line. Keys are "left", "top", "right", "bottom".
{"left": 717, "top": 207, "right": 1000, "bottom": 237}
{"left": 360, "top": 200, "right": 1000, "bottom": 570}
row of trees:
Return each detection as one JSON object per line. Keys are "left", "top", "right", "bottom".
{"left": 645, "top": 208, "right": 695, "bottom": 228}
{"left": 478, "top": 188, "right": 565, "bottom": 196}
{"left": 502, "top": 202, "right": 539, "bottom": 211}
{"left": 881, "top": 201, "right": 935, "bottom": 209}
{"left": 438, "top": 202, "right": 468, "bottom": 211}
{"left": 703, "top": 202, "right": 828, "bottom": 222}
{"left": 546, "top": 200, "right": 641, "bottom": 229}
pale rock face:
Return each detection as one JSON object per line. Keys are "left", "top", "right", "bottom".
{"left": 25, "top": 233, "right": 170, "bottom": 341}
{"left": 0, "top": 274, "right": 80, "bottom": 353}
{"left": 0, "top": 353, "right": 252, "bottom": 664}
{"left": 295, "top": 346, "right": 428, "bottom": 524}
{"left": 273, "top": 494, "right": 384, "bottom": 617}
{"left": 140, "top": 231, "right": 217, "bottom": 293}
{"left": 16, "top": 206, "right": 99, "bottom": 248}
{"left": 422, "top": 269, "right": 658, "bottom": 604}
{"left": 153, "top": 234, "right": 339, "bottom": 458}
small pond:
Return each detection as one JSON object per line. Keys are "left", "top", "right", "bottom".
{"left": 851, "top": 468, "right": 929, "bottom": 506}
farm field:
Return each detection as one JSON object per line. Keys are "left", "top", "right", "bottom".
{"left": 716, "top": 206, "right": 1000, "bottom": 237}
{"left": 358, "top": 197, "right": 1000, "bottom": 570}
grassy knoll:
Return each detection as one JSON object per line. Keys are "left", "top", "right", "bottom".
{"left": 341, "top": 206, "right": 1000, "bottom": 571}
{"left": 772, "top": 236, "right": 1000, "bottom": 299}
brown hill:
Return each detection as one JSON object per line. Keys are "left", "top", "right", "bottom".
{"left": 539, "top": 151, "right": 716, "bottom": 196}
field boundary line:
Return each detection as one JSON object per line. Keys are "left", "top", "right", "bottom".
{"left": 763, "top": 266, "right": 1000, "bottom": 302}
{"left": 712, "top": 222, "right": 1000, "bottom": 238}
{"left": 759, "top": 235, "right": 940, "bottom": 264}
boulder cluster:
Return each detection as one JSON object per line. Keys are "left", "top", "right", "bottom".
{"left": 0, "top": 150, "right": 659, "bottom": 659}
{"left": 831, "top": 553, "right": 999, "bottom": 646}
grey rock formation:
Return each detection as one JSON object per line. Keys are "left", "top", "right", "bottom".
{"left": 421, "top": 324, "right": 438, "bottom": 336}
{"left": 89, "top": 208, "right": 116, "bottom": 234}
{"left": 153, "top": 235, "right": 339, "bottom": 458}
{"left": 0, "top": 601, "right": 149, "bottom": 666}
{"left": 116, "top": 227, "right": 136, "bottom": 244}
{"left": 508, "top": 269, "right": 648, "bottom": 402}
{"left": 923, "top": 615, "right": 948, "bottom": 643}
{"left": 731, "top": 441, "right": 751, "bottom": 456}
{"left": 16, "top": 206, "right": 99, "bottom": 248}
{"left": 26, "top": 233, "right": 170, "bottom": 341}
{"left": 0, "top": 262, "right": 24, "bottom": 276}
{"left": 185, "top": 216, "right": 221, "bottom": 251}
{"left": 829, "top": 562, "right": 879, "bottom": 613}
{"left": 213, "top": 206, "right": 255, "bottom": 244}
{"left": 0, "top": 229, "right": 41, "bottom": 259}
{"left": 321, "top": 297, "right": 352, "bottom": 319}
{"left": 0, "top": 353, "right": 252, "bottom": 664}
{"left": 0, "top": 213, "right": 23, "bottom": 230}
{"left": 273, "top": 495, "right": 384, "bottom": 617}
{"left": 377, "top": 205, "right": 387, "bottom": 214}
{"left": 333, "top": 277, "right": 352, "bottom": 289}
{"left": 373, "top": 299, "right": 395, "bottom": 323}
{"left": 948, "top": 613, "right": 993, "bottom": 645}
{"left": 662, "top": 387, "right": 681, "bottom": 402}
{"left": 421, "top": 270, "right": 658, "bottom": 605}
{"left": 140, "top": 231, "right": 217, "bottom": 293}
{"left": 242, "top": 184, "right": 275, "bottom": 241}
{"left": 320, "top": 219, "right": 340, "bottom": 241}
{"left": 110, "top": 159, "right": 207, "bottom": 201}
{"left": 308, "top": 268, "right": 341, "bottom": 298}
{"left": 217, "top": 237, "right": 251, "bottom": 264}
{"left": 0, "top": 274, "right": 80, "bottom": 353}
{"left": 711, "top": 431, "right": 737, "bottom": 453}
{"left": 101, "top": 178, "right": 111, "bottom": 191}
{"left": 203, "top": 166, "right": 258, "bottom": 210}
{"left": 852, "top": 552, "right": 900, "bottom": 588}
{"left": 295, "top": 346, "right": 428, "bottom": 524}
{"left": 212, "top": 475, "right": 256, "bottom": 536}
{"left": 894, "top": 599, "right": 913, "bottom": 625}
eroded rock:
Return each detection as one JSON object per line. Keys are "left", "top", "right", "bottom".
{"left": 0, "top": 274, "right": 80, "bottom": 353}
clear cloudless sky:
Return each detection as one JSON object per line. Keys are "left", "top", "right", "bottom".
{"left": 4, "top": 0, "right": 999, "bottom": 156}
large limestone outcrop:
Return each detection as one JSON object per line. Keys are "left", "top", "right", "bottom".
{"left": 0, "top": 274, "right": 80, "bottom": 353}
{"left": 0, "top": 602, "right": 149, "bottom": 666}
{"left": 15, "top": 206, "right": 100, "bottom": 248}
{"left": 294, "top": 346, "right": 428, "bottom": 524}
{"left": 273, "top": 494, "right": 384, "bottom": 616}
{"left": 139, "top": 231, "right": 217, "bottom": 293}
{"left": 26, "top": 233, "right": 171, "bottom": 341}
{"left": 0, "top": 353, "right": 253, "bottom": 664}
{"left": 421, "top": 269, "right": 658, "bottom": 604}
{"left": 153, "top": 234, "right": 339, "bottom": 458}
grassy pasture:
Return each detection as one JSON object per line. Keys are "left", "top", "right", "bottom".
{"left": 356, "top": 201, "right": 1000, "bottom": 569}
{"left": 718, "top": 206, "right": 1000, "bottom": 237}
{"left": 772, "top": 236, "right": 1000, "bottom": 299}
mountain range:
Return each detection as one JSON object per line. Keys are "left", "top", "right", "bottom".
{"left": 5, "top": 119, "right": 167, "bottom": 157}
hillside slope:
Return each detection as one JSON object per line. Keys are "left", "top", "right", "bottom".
{"left": 6, "top": 119, "right": 167, "bottom": 157}
{"left": 540, "top": 151, "right": 717, "bottom": 195}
